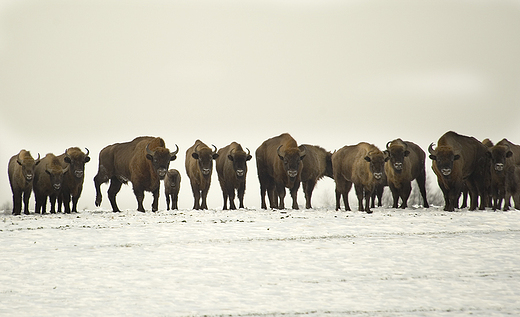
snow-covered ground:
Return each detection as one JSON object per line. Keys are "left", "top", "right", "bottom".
{"left": 1, "top": 207, "right": 519, "bottom": 317}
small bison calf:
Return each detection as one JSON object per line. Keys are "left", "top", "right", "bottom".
{"left": 164, "top": 169, "right": 181, "bottom": 210}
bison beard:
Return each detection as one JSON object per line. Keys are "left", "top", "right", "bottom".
{"left": 93, "top": 137, "right": 178, "bottom": 212}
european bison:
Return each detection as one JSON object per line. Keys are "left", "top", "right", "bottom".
{"left": 8, "top": 150, "right": 41, "bottom": 215}
{"left": 57, "top": 147, "right": 90, "bottom": 213}
{"left": 164, "top": 169, "right": 181, "bottom": 210}
{"left": 256, "top": 133, "right": 306, "bottom": 210}
{"left": 94, "top": 136, "right": 178, "bottom": 212}
{"left": 33, "top": 153, "right": 70, "bottom": 214}
{"left": 487, "top": 138, "right": 520, "bottom": 210}
{"left": 332, "top": 142, "right": 386, "bottom": 213}
{"left": 215, "top": 142, "right": 252, "bottom": 210}
{"left": 428, "top": 131, "right": 490, "bottom": 211}
{"left": 185, "top": 140, "right": 219, "bottom": 210}
{"left": 299, "top": 144, "right": 333, "bottom": 209}
{"left": 384, "top": 139, "right": 429, "bottom": 209}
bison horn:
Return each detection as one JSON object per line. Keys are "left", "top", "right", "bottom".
{"left": 246, "top": 148, "right": 250, "bottom": 156}
{"left": 146, "top": 143, "right": 155, "bottom": 156}
{"left": 194, "top": 144, "right": 200, "bottom": 154}
{"left": 428, "top": 143, "right": 436, "bottom": 155}
{"left": 386, "top": 141, "right": 392, "bottom": 150}
{"left": 277, "top": 145, "right": 284, "bottom": 158}
{"left": 171, "top": 144, "right": 179, "bottom": 156}
{"left": 85, "top": 148, "right": 90, "bottom": 156}
{"left": 63, "top": 164, "right": 70, "bottom": 174}
{"left": 212, "top": 144, "right": 218, "bottom": 154}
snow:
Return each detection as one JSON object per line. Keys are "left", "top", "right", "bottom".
{"left": 1, "top": 207, "right": 519, "bottom": 316}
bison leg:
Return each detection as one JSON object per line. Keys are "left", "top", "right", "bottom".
{"left": 12, "top": 189, "right": 22, "bottom": 215}
{"left": 107, "top": 177, "right": 122, "bottom": 212}
{"left": 354, "top": 184, "right": 365, "bottom": 212}
{"left": 364, "top": 188, "right": 373, "bottom": 214}
{"left": 389, "top": 183, "right": 400, "bottom": 209}
{"left": 221, "top": 187, "right": 229, "bottom": 210}
{"left": 22, "top": 189, "right": 31, "bottom": 215}
{"left": 190, "top": 182, "right": 201, "bottom": 210}
{"left": 172, "top": 192, "right": 179, "bottom": 210}
{"left": 227, "top": 185, "right": 237, "bottom": 210}
{"left": 237, "top": 182, "right": 246, "bottom": 209}
{"left": 290, "top": 183, "right": 300, "bottom": 210}
{"left": 201, "top": 188, "right": 209, "bottom": 210}
{"left": 151, "top": 187, "right": 159, "bottom": 212}
{"left": 416, "top": 170, "right": 429, "bottom": 208}
{"left": 166, "top": 194, "right": 171, "bottom": 210}
{"left": 62, "top": 193, "right": 72, "bottom": 214}
{"left": 399, "top": 183, "right": 412, "bottom": 209}
{"left": 303, "top": 180, "right": 316, "bottom": 209}
{"left": 133, "top": 187, "right": 146, "bottom": 212}
{"left": 276, "top": 184, "right": 286, "bottom": 209}
{"left": 94, "top": 173, "right": 108, "bottom": 207}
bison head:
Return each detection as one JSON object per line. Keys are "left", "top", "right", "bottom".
{"left": 364, "top": 150, "right": 386, "bottom": 181}
{"left": 228, "top": 148, "right": 252, "bottom": 179}
{"left": 64, "top": 148, "right": 90, "bottom": 179}
{"left": 428, "top": 143, "right": 460, "bottom": 177}
{"left": 146, "top": 143, "right": 179, "bottom": 180}
{"left": 17, "top": 152, "right": 41, "bottom": 182}
{"left": 277, "top": 144, "right": 306, "bottom": 180}
{"left": 192, "top": 144, "right": 219, "bottom": 178}
{"left": 166, "top": 170, "right": 180, "bottom": 188}
{"left": 486, "top": 144, "right": 512, "bottom": 173}
{"left": 45, "top": 163, "right": 69, "bottom": 191}
{"left": 385, "top": 139, "right": 409, "bottom": 173}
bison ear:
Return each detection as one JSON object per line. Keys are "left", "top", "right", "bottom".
{"left": 227, "top": 154, "right": 234, "bottom": 161}
{"left": 192, "top": 153, "right": 199, "bottom": 160}
{"left": 453, "top": 154, "right": 461, "bottom": 161}
{"left": 212, "top": 153, "right": 219, "bottom": 160}
{"left": 246, "top": 155, "right": 252, "bottom": 161}
{"left": 64, "top": 156, "right": 72, "bottom": 164}
{"left": 85, "top": 156, "right": 91, "bottom": 163}
{"left": 404, "top": 150, "right": 410, "bottom": 157}
{"left": 506, "top": 151, "right": 513, "bottom": 158}
{"left": 429, "top": 155, "right": 437, "bottom": 161}
{"left": 146, "top": 154, "right": 153, "bottom": 161}
{"left": 364, "top": 156, "right": 371, "bottom": 162}
{"left": 170, "top": 155, "right": 177, "bottom": 161}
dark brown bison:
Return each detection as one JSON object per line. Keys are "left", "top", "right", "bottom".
{"left": 384, "top": 139, "right": 429, "bottom": 209}
{"left": 33, "top": 153, "right": 70, "bottom": 214}
{"left": 428, "top": 131, "right": 490, "bottom": 211}
{"left": 299, "top": 144, "right": 333, "bottom": 209}
{"left": 370, "top": 172, "right": 387, "bottom": 208}
{"left": 215, "top": 142, "right": 252, "bottom": 210}
{"left": 185, "top": 140, "right": 219, "bottom": 210}
{"left": 57, "top": 147, "right": 90, "bottom": 213}
{"left": 487, "top": 138, "right": 520, "bottom": 210}
{"left": 164, "top": 169, "right": 181, "bottom": 210}
{"left": 332, "top": 142, "right": 386, "bottom": 213}
{"left": 94, "top": 136, "right": 178, "bottom": 212}
{"left": 256, "top": 133, "right": 306, "bottom": 210}
{"left": 8, "top": 150, "right": 41, "bottom": 215}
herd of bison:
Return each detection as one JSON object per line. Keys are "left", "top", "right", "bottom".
{"left": 7, "top": 131, "right": 520, "bottom": 215}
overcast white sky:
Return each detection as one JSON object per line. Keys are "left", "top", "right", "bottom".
{"left": 1, "top": 0, "right": 520, "bottom": 211}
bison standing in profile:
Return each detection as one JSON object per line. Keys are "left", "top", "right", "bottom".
{"left": 8, "top": 150, "right": 41, "bottom": 215}
{"left": 185, "top": 140, "right": 219, "bottom": 210}
{"left": 332, "top": 142, "right": 386, "bottom": 214}
{"left": 33, "top": 153, "right": 70, "bottom": 214}
{"left": 487, "top": 138, "right": 520, "bottom": 210}
{"left": 299, "top": 144, "right": 333, "bottom": 209}
{"left": 384, "top": 139, "right": 429, "bottom": 209}
{"left": 94, "top": 136, "right": 178, "bottom": 212}
{"left": 256, "top": 133, "right": 306, "bottom": 210}
{"left": 164, "top": 169, "right": 181, "bottom": 210}
{"left": 57, "top": 147, "right": 90, "bottom": 213}
{"left": 428, "top": 131, "right": 490, "bottom": 211}
{"left": 215, "top": 142, "right": 252, "bottom": 210}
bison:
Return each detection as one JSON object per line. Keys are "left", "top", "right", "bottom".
{"left": 332, "top": 142, "right": 386, "bottom": 213}
{"left": 33, "top": 153, "right": 70, "bottom": 214}
{"left": 256, "top": 133, "right": 306, "bottom": 210}
{"left": 164, "top": 169, "right": 181, "bottom": 210}
{"left": 94, "top": 136, "right": 178, "bottom": 212}
{"left": 185, "top": 140, "right": 219, "bottom": 210}
{"left": 8, "top": 150, "right": 41, "bottom": 215}
{"left": 487, "top": 138, "right": 520, "bottom": 210}
{"left": 428, "top": 131, "right": 490, "bottom": 211}
{"left": 57, "top": 147, "right": 90, "bottom": 213}
{"left": 299, "top": 144, "right": 333, "bottom": 209}
{"left": 215, "top": 142, "right": 252, "bottom": 210}
{"left": 384, "top": 139, "right": 429, "bottom": 209}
